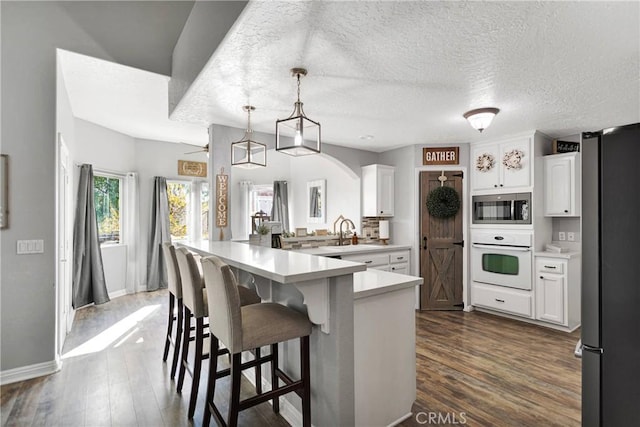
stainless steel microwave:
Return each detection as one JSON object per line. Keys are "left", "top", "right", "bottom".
{"left": 472, "top": 193, "right": 531, "bottom": 225}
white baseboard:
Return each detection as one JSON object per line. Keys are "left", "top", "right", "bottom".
{"left": 387, "top": 412, "right": 413, "bottom": 426}
{"left": 108, "top": 289, "right": 128, "bottom": 299}
{"left": 0, "top": 359, "right": 62, "bottom": 386}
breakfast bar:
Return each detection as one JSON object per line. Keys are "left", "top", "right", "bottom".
{"left": 181, "top": 240, "right": 422, "bottom": 427}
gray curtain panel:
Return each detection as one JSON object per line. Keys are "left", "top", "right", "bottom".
{"left": 72, "top": 164, "right": 110, "bottom": 309}
{"left": 146, "top": 176, "right": 170, "bottom": 291}
{"left": 271, "top": 180, "right": 290, "bottom": 233}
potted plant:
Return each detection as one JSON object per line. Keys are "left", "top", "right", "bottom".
{"left": 256, "top": 223, "right": 271, "bottom": 247}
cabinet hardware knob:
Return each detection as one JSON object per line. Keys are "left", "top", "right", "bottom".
{"left": 397, "top": 257, "right": 404, "bottom": 260}
{"left": 364, "top": 261, "right": 372, "bottom": 264}
{"left": 544, "top": 265, "right": 556, "bottom": 269}
{"left": 495, "top": 298, "right": 505, "bottom": 303}
{"left": 494, "top": 184, "right": 498, "bottom": 188}
{"left": 423, "top": 236, "right": 428, "bottom": 250}
{"left": 500, "top": 184, "right": 504, "bottom": 187}
{"left": 540, "top": 276, "right": 544, "bottom": 279}
{"left": 564, "top": 210, "right": 569, "bottom": 213}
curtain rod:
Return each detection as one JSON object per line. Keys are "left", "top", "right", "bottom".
{"left": 74, "top": 163, "right": 129, "bottom": 178}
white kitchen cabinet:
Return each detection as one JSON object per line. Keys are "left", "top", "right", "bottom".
{"left": 389, "top": 251, "right": 410, "bottom": 274}
{"left": 362, "top": 164, "right": 394, "bottom": 217}
{"left": 535, "top": 255, "right": 581, "bottom": 329}
{"left": 471, "top": 282, "right": 533, "bottom": 318}
{"left": 343, "top": 249, "right": 410, "bottom": 274}
{"left": 544, "top": 152, "right": 581, "bottom": 216}
{"left": 471, "top": 137, "right": 532, "bottom": 192}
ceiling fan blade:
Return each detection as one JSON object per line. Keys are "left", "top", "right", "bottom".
{"left": 182, "top": 143, "right": 209, "bottom": 155}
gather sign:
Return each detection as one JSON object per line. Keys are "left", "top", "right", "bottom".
{"left": 423, "top": 147, "right": 460, "bottom": 165}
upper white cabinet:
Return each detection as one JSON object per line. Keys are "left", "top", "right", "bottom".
{"left": 471, "top": 137, "right": 532, "bottom": 192}
{"left": 362, "top": 164, "right": 394, "bottom": 217}
{"left": 544, "top": 152, "right": 581, "bottom": 217}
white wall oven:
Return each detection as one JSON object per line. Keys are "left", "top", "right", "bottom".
{"left": 472, "top": 192, "right": 531, "bottom": 225}
{"left": 471, "top": 231, "right": 532, "bottom": 290}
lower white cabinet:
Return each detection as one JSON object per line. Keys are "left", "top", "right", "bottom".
{"left": 343, "top": 250, "right": 411, "bottom": 274}
{"left": 535, "top": 255, "right": 581, "bottom": 329}
{"left": 471, "top": 282, "right": 533, "bottom": 318}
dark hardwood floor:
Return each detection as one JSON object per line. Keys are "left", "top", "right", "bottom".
{"left": 1, "top": 291, "right": 581, "bottom": 426}
{"left": 400, "top": 310, "right": 581, "bottom": 427}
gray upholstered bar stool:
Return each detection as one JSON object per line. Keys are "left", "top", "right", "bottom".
{"left": 175, "top": 247, "right": 262, "bottom": 419}
{"left": 201, "top": 255, "right": 312, "bottom": 427}
{"left": 161, "top": 243, "right": 183, "bottom": 379}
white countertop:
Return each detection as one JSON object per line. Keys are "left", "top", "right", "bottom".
{"left": 180, "top": 240, "right": 366, "bottom": 284}
{"left": 534, "top": 251, "right": 581, "bottom": 259}
{"left": 294, "top": 244, "right": 412, "bottom": 257}
{"left": 353, "top": 269, "right": 423, "bottom": 300}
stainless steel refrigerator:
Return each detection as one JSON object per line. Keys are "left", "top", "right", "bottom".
{"left": 581, "top": 123, "right": 640, "bottom": 426}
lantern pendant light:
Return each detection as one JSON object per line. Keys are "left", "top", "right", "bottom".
{"left": 231, "top": 105, "right": 267, "bottom": 168}
{"left": 463, "top": 107, "right": 500, "bottom": 133}
{"left": 275, "top": 68, "right": 321, "bottom": 156}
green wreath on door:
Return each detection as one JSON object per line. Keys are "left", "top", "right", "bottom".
{"left": 426, "top": 186, "right": 460, "bottom": 218}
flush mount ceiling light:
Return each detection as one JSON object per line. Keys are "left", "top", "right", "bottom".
{"left": 231, "top": 105, "right": 267, "bottom": 168}
{"left": 275, "top": 68, "right": 321, "bottom": 156}
{"left": 463, "top": 107, "right": 500, "bottom": 133}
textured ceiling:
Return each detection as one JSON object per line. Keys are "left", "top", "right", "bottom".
{"left": 171, "top": 1, "right": 640, "bottom": 151}
{"left": 59, "top": 50, "right": 208, "bottom": 145}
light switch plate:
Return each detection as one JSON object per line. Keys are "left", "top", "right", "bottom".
{"left": 17, "top": 239, "right": 44, "bottom": 254}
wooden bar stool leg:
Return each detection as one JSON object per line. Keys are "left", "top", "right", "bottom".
{"left": 177, "top": 308, "right": 192, "bottom": 393}
{"left": 271, "top": 342, "right": 279, "bottom": 414}
{"left": 301, "top": 335, "right": 311, "bottom": 427}
{"left": 163, "top": 293, "right": 175, "bottom": 362}
{"left": 188, "top": 317, "right": 204, "bottom": 419}
{"left": 170, "top": 298, "right": 183, "bottom": 379}
{"left": 203, "top": 337, "right": 219, "bottom": 427}
{"left": 228, "top": 353, "right": 242, "bottom": 427}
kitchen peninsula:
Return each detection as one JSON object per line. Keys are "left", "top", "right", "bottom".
{"left": 181, "top": 240, "right": 422, "bottom": 427}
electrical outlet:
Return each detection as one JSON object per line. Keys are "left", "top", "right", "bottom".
{"left": 558, "top": 232, "right": 566, "bottom": 241}
{"left": 567, "top": 232, "right": 575, "bottom": 242}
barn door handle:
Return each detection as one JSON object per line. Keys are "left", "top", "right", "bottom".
{"left": 453, "top": 241, "right": 464, "bottom": 247}
{"left": 423, "top": 236, "right": 428, "bottom": 250}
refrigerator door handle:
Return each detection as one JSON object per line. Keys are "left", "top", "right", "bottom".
{"left": 582, "top": 344, "right": 603, "bottom": 354}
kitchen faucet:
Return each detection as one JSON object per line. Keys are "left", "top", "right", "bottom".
{"left": 338, "top": 218, "right": 356, "bottom": 246}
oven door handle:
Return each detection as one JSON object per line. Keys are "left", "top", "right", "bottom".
{"left": 471, "top": 243, "right": 531, "bottom": 252}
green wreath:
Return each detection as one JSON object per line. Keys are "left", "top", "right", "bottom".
{"left": 426, "top": 186, "right": 460, "bottom": 218}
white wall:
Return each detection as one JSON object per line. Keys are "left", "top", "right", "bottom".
{"left": 135, "top": 137, "right": 208, "bottom": 288}
{"left": 71, "top": 119, "right": 137, "bottom": 297}
{"left": 230, "top": 150, "right": 362, "bottom": 239}
{"left": 2, "top": 1, "right": 116, "bottom": 373}
{"left": 290, "top": 154, "right": 361, "bottom": 233}
{"left": 73, "top": 119, "right": 136, "bottom": 171}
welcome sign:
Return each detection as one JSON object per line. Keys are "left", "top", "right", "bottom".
{"left": 216, "top": 173, "right": 228, "bottom": 228}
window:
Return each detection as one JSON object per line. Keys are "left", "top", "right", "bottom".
{"left": 250, "top": 184, "right": 273, "bottom": 216}
{"left": 167, "top": 180, "right": 208, "bottom": 242}
{"left": 201, "top": 182, "right": 209, "bottom": 240}
{"left": 167, "top": 181, "right": 191, "bottom": 241}
{"left": 94, "top": 174, "right": 122, "bottom": 245}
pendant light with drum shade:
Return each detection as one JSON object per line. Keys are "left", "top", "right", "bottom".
{"left": 276, "top": 68, "right": 321, "bottom": 156}
{"left": 231, "top": 105, "right": 267, "bottom": 168}
{"left": 463, "top": 107, "right": 500, "bottom": 133}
